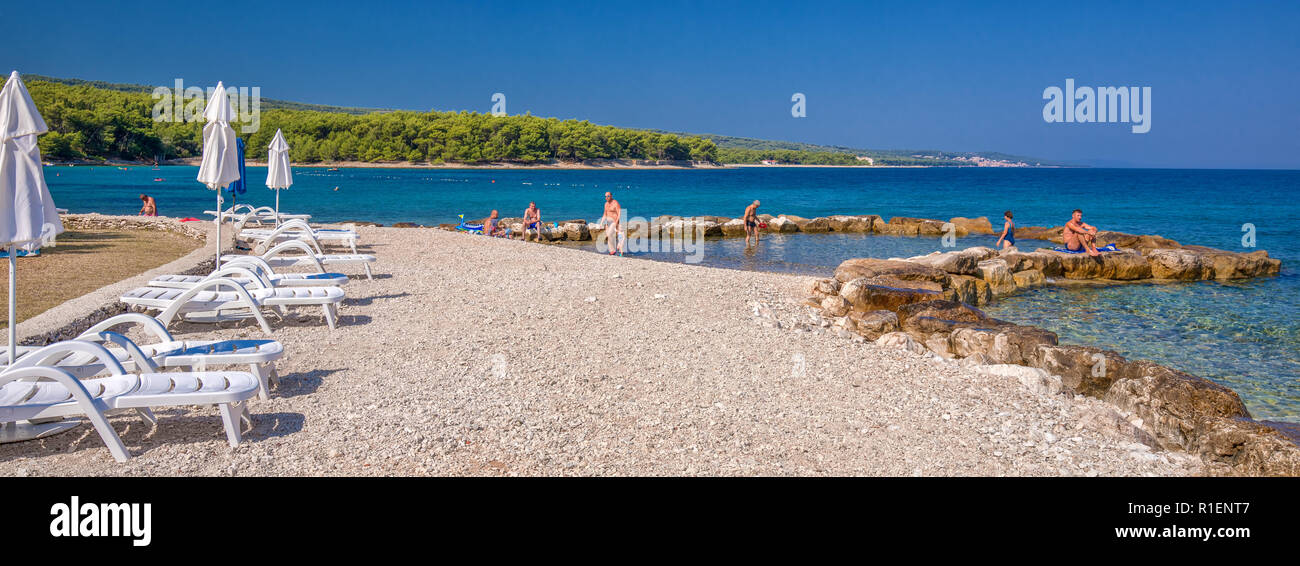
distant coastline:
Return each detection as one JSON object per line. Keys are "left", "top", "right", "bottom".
{"left": 44, "top": 157, "right": 1038, "bottom": 170}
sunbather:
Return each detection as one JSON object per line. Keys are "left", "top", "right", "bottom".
{"left": 138, "top": 194, "right": 157, "bottom": 216}
{"left": 1064, "top": 209, "right": 1101, "bottom": 256}
{"left": 485, "top": 210, "right": 508, "bottom": 237}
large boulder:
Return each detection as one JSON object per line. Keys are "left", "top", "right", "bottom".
{"left": 795, "top": 216, "right": 831, "bottom": 233}
{"left": 948, "top": 216, "right": 994, "bottom": 235}
{"left": 1103, "top": 360, "right": 1251, "bottom": 451}
{"left": 1181, "top": 246, "right": 1282, "bottom": 279}
{"left": 991, "top": 325, "right": 1059, "bottom": 365}
{"left": 820, "top": 295, "right": 851, "bottom": 317}
{"left": 1054, "top": 249, "right": 1152, "bottom": 280}
{"left": 976, "top": 259, "right": 1017, "bottom": 295}
{"left": 768, "top": 216, "right": 800, "bottom": 233}
{"left": 896, "top": 300, "right": 989, "bottom": 325}
{"left": 1195, "top": 418, "right": 1300, "bottom": 476}
{"left": 947, "top": 274, "right": 992, "bottom": 306}
{"left": 562, "top": 222, "right": 591, "bottom": 241}
{"left": 880, "top": 217, "right": 949, "bottom": 237}
{"left": 875, "top": 331, "right": 930, "bottom": 356}
{"left": 1001, "top": 250, "right": 1064, "bottom": 277}
{"left": 720, "top": 218, "right": 748, "bottom": 237}
{"left": 826, "top": 215, "right": 881, "bottom": 233}
{"left": 907, "top": 248, "right": 994, "bottom": 276}
{"left": 1012, "top": 268, "right": 1045, "bottom": 289}
{"left": 1034, "top": 345, "right": 1128, "bottom": 397}
{"left": 839, "top": 279, "right": 943, "bottom": 312}
{"left": 1096, "top": 231, "right": 1181, "bottom": 251}
{"left": 834, "top": 258, "right": 951, "bottom": 288}
{"left": 849, "top": 309, "right": 899, "bottom": 340}
{"left": 808, "top": 278, "right": 841, "bottom": 299}
{"left": 1144, "top": 248, "right": 1214, "bottom": 280}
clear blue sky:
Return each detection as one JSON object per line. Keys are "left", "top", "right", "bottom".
{"left": 3, "top": 0, "right": 1297, "bottom": 168}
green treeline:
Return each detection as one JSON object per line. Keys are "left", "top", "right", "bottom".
{"left": 24, "top": 78, "right": 869, "bottom": 166}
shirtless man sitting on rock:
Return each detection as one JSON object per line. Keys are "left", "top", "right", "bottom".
{"left": 1064, "top": 208, "right": 1101, "bottom": 256}
{"left": 523, "top": 202, "right": 541, "bottom": 242}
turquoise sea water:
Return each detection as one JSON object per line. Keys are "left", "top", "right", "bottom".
{"left": 46, "top": 165, "right": 1300, "bottom": 421}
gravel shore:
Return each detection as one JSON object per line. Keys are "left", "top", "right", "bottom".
{"left": 0, "top": 227, "right": 1202, "bottom": 476}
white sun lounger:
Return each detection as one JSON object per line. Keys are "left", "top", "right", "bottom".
{"left": 0, "top": 314, "right": 285, "bottom": 400}
{"left": 239, "top": 219, "right": 360, "bottom": 253}
{"left": 1, "top": 340, "right": 260, "bottom": 462}
{"left": 120, "top": 276, "right": 346, "bottom": 332}
{"left": 223, "top": 239, "right": 376, "bottom": 280}
{"left": 205, "top": 204, "right": 311, "bottom": 224}
{"left": 149, "top": 257, "right": 349, "bottom": 290}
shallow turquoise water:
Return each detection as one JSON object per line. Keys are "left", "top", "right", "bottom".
{"left": 46, "top": 165, "right": 1300, "bottom": 421}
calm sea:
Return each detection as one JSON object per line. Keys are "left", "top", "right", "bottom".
{"left": 46, "top": 165, "right": 1300, "bottom": 421}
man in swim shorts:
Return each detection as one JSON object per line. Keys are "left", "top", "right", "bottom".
{"left": 601, "top": 192, "right": 623, "bottom": 255}
{"left": 743, "top": 200, "right": 761, "bottom": 246}
{"left": 138, "top": 194, "right": 157, "bottom": 216}
{"left": 523, "top": 202, "right": 541, "bottom": 242}
{"left": 1064, "top": 208, "right": 1101, "bottom": 256}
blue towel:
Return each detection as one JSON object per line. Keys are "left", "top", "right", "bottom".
{"left": 0, "top": 248, "right": 40, "bottom": 258}
{"left": 1052, "top": 243, "right": 1118, "bottom": 254}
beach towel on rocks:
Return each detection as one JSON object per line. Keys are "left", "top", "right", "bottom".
{"left": 1052, "top": 243, "right": 1118, "bottom": 254}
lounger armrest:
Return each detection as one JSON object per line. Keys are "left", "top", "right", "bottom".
{"left": 3, "top": 340, "right": 130, "bottom": 377}
{"left": 206, "top": 265, "right": 273, "bottom": 290}
{"left": 261, "top": 240, "right": 328, "bottom": 272}
{"left": 80, "top": 331, "right": 161, "bottom": 373}
{"left": 77, "top": 313, "right": 174, "bottom": 344}
{"left": 222, "top": 256, "right": 279, "bottom": 276}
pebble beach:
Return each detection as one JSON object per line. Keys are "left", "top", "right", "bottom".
{"left": 0, "top": 226, "right": 1207, "bottom": 476}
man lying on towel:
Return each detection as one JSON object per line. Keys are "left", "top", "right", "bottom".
{"left": 1064, "top": 208, "right": 1101, "bottom": 257}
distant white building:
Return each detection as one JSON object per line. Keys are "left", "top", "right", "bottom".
{"left": 856, "top": 156, "right": 874, "bottom": 164}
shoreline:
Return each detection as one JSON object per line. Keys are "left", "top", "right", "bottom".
{"left": 44, "top": 158, "right": 1024, "bottom": 171}
{"left": 1, "top": 222, "right": 1208, "bottom": 476}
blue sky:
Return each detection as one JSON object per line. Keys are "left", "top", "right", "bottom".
{"left": 3, "top": 0, "right": 1297, "bottom": 168}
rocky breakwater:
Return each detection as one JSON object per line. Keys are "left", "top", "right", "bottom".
{"left": 438, "top": 213, "right": 997, "bottom": 243}
{"left": 804, "top": 243, "right": 1295, "bottom": 476}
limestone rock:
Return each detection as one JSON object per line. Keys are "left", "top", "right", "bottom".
{"left": 796, "top": 217, "right": 831, "bottom": 233}
{"left": 1012, "top": 268, "right": 1045, "bottom": 289}
{"left": 768, "top": 216, "right": 800, "bottom": 233}
{"left": 947, "top": 274, "right": 991, "bottom": 306}
{"left": 875, "top": 331, "right": 928, "bottom": 355}
{"left": 834, "top": 258, "right": 951, "bottom": 287}
{"left": 1035, "top": 345, "right": 1127, "bottom": 397}
{"left": 720, "top": 218, "right": 748, "bottom": 237}
{"left": 820, "top": 295, "right": 851, "bottom": 317}
{"left": 1001, "top": 250, "right": 1064, "bottom": 277}
{"left": 849, "top": 310, "right": 899, "bottom": 340}
{"left": 948, "top": 216, "right": 994, "bottom": 235}
{"left": 1145, "top": 248, "right": 1214, "bottom": 280}
{"left": 1103, "top": 360, "right": 1251, "bottom": 451}
{"left": 1054, "top": 249, "right": 1152, "bottom": 280}
{"left": 1181, "top": 246, "right": 1282, "bottom": 279}
{"left": 976, "top": 259, "right": 1017, "bottom": 295}
{"left": 562, "top": 222, "right": 591, "bottom": 241}
{"left": 1196, "top": 418, "right": 1300, "bottom": 476}
{"left": 838, "top": 279, "right": 942, "bottom": 312}
{"left": 808, "top": 278, "right": 841, "bottom": 299}
{"left": 826, "top": 215, "right": 880, "bottom": 233}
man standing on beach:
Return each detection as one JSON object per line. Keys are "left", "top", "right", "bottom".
{"left": 138, "top": 194, "right": 157, "bottom": 216}
{"left": 743, "top": 200, "right": 761, "bottom": 246}
{"left": 602, "top": 192, "right": 622, "bottom": 255}
{"left": 523, "top": 202, "right": 541, "bottom": 242}
{"left": 1064, "top": 208, "right": 1101, "bottom": 256}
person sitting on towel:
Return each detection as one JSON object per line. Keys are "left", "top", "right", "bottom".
{"left": 1064, "top": 208, "right": 1101, "bottom": 256}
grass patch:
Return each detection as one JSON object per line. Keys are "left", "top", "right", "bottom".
{"left": 1, "top": 229, "right": 201, "bottom": 329}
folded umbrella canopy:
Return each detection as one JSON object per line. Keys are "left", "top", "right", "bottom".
{"left": 0, "top": 71, "right": 75, "bottom": 443}
{"left": 0, "top": 71, "right": 64, "bottom": 364}
{"left": 226, "top": 137, "right": 247, "bottom": 209}
{"left": 196, "top": 82, "right": 241, "bottom": 268}
{"left": 265, "top": 129, "right": 292, "bottom": 226}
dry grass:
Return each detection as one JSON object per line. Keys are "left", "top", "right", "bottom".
{"left": 0, "top": 229, "right": 201, "bottom": 329}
